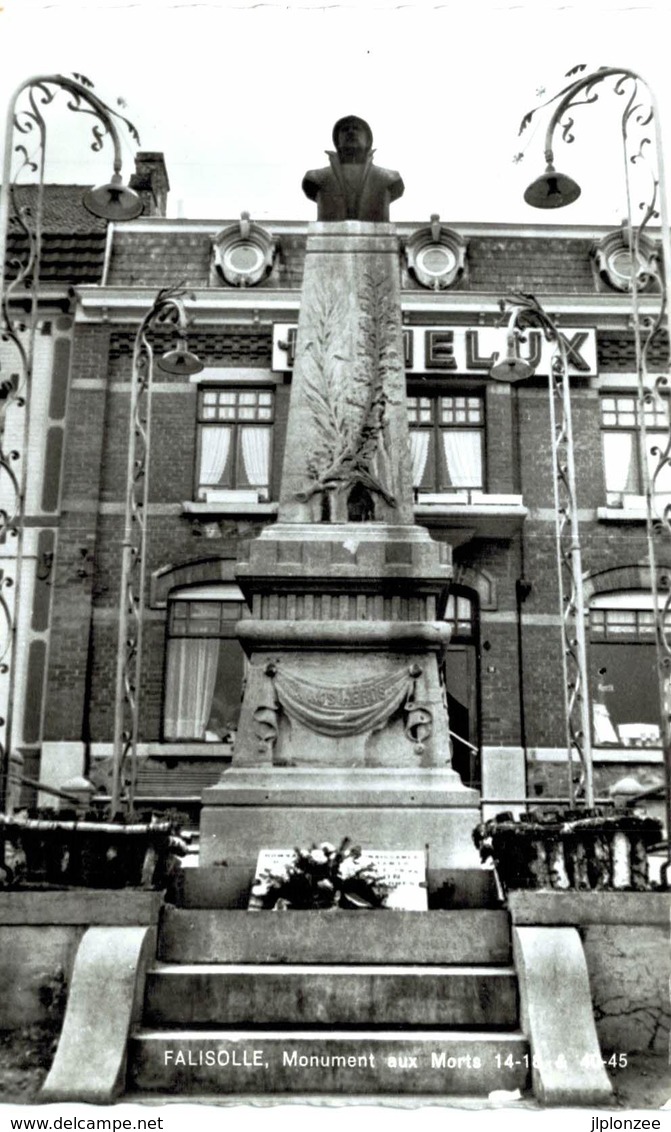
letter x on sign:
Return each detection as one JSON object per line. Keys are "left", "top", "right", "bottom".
{"left": 559, "top": 332, "right": 590, "bottom": 372}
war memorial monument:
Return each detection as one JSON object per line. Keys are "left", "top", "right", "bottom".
{"left": 199, "top": 116, "right": 480, "bottom": 868}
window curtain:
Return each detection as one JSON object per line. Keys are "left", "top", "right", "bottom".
{"left": 442, "top": 431, "right": 482, "bottom": 488}
{"left": 200, "top": 426, "right": 231, "bottom": 486}
{"left": 602, "top": 432, "right": 635, "bottom": 493}
{"left": 409, "top": 431, "right": 429, "bottom": 487}
{"left": 164, "top": 637, "right": 220, "bottom": 739}
{"left": 592, "top": 701, "right": 620, "bottom": 745}
{"left": 240, "top": 426, "right": 271, "bottom": 487}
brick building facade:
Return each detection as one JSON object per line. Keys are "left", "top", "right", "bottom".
{"left": 8, "top": 153, "right": 668, "bottom": 814}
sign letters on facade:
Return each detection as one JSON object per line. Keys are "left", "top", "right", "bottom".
{"left": 272, "top": 324, "right": 597, "bottom": 377}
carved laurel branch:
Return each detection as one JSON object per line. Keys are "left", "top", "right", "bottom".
{"left": 297, "top": 273, "right": 399, "bottom": 506}
{"left": 299, "top": 285, "right": 351, "bottom": 490}
{"left": 347, "top": 270, "right": 398, "bottom": 505}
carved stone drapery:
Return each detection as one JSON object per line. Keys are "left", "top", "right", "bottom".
{"left": 252, "top": 662, "right": 432, "bottom": 755}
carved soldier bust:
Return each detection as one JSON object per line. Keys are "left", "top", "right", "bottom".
{"left": 302, "top": 116, "right": 404, "bottom": 222}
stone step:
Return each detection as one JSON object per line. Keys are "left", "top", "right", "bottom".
{"left": 158, "top": 908, "right": 512, "bottom": 965}
{"left": 143, "top": 964, "right": 518, "bottom": 1028}
{"left": 127, "top": 1029, "right": 531, "bottom": 1096}
{"left": 123, "top": 1093, "right": 535, "bottom": 1108}
{"left": 168, "top": 865, "right": 501, "bottom": 911}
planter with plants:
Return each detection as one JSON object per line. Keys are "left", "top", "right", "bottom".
{"left": 0, "top": 809, "right": 189, "bottom": 889}
{"left": 473, "top": 808, "right": 663, "bottom": 893}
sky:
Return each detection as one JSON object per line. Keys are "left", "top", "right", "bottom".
{"left": 0, "top": 0, "right": 670, "bottom": 228}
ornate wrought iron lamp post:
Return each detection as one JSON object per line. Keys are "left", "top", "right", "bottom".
{"left": 0, "top": 74, "right": 142, "bottom": 813}
{"left": 491, "top": 296, "right": 594, "bottom": 808}
{"left": 111, "top": 288, "right": 203, "bottom": 816}
{"left": 520, "top": 65, "right": 671, "bottom": 871}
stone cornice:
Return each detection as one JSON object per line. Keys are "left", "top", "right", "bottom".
{"left": 108, "top": 217, "right": 665, "bottom": 242}
{"left": 74, "top": 287, "right": 301, "bottom": 324}
{"left": 73, "top": 285, "right": 660, "bottom": 328}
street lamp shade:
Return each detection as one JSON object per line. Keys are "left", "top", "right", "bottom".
{"left": 83, "top": 172, "right": 144, "bottom": 221}
{"left": 157, "top": 341, "right": 204, "bottom": 376}
{"left": 524, "top": 166, "right": 581, "bottom": 210}
{"left": 490, "top": 332, "right": 535, "bottom": 383}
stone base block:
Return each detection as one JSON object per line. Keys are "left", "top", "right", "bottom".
{"left": 0, "top": 891, "right": 162, "bottom": 1029}
{"left": 127, "top": 1030, "right": 530, "bottom": 1096}
{"left": 236, "top": 522, "right": 451, "bottom": 584}
{"left": 0, "top": 925, "right": 82, "bottom": 1029}
{"left": 200, "top": 768, "right": 480, "bottom": 869}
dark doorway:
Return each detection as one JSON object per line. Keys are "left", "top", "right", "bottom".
{"left": 443, "top": 644, "right": 480, "bottom": 788}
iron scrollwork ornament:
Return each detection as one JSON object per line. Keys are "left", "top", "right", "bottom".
{"left": 111, "top": 285, "right": 202, "bottom": 815}
{"left": 496, "top": 293, "right": 594, "bottom": 808}
{"left": 0, "top": 74, "right": 141, "bottom": 813}
{"left": 517, "top": 66, "right": 671, "bottom": 862}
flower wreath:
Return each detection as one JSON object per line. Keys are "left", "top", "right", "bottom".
{"left": 249, "top": 838, "right": 390, "bottom": 910}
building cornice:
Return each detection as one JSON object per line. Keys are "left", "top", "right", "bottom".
{"left": 109, "top": 217, "right": 665, "bottom": 242}
{"left": 73, "top": 285, "right": 660, "bottom": 328}
{"left": 74, "top": 287, "right": 301, "bottom": 324}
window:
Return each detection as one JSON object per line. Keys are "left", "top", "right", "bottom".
{"left": 408, "top": 394, "right": 484, "bottom": 494}
{"left": 163, "top": 584, "right": 246, "bottom": 742}
{"left": 197, "top": 388, "right": 273, "bottom": 500}
{"left": 601, "top": 393, "right": 671, "bottom": 506}
{"left": 592, "top": 230, "right": 658, "bottom": 293}
{"left": 212, "top": 220, "right": 276, "bottom": 287}
{"left": 404, "top": 224, "right": 466, "bottom": 290}
{"left": 589, "top": 592, "right": 666, "bottom": 749}
{"left": 443, "top": 592, "right": 475, "bottom": 639}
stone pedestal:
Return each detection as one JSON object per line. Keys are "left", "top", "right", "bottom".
{"left": 232, "top": 521, "right": 458, "bottom": 770}
{"left": 201, "top": 222, "right": 479, "bottom": 867}
{"left": 201, "top": 767, "right": 479, "bottom": 868}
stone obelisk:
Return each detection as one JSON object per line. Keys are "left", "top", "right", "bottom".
{"left": 200, "top": 118, "right": 479, "bottom": 867}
